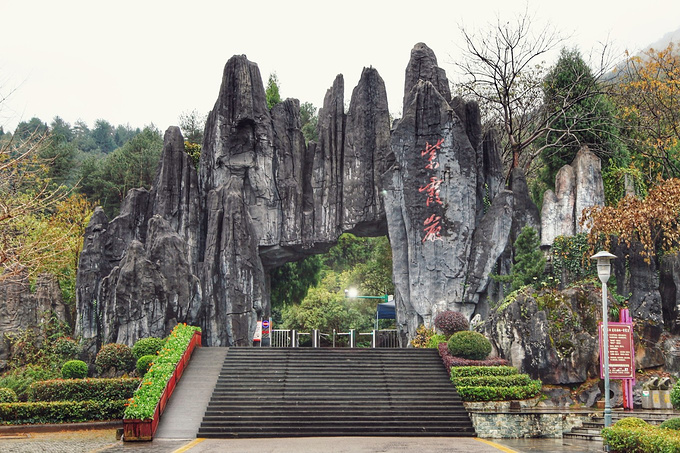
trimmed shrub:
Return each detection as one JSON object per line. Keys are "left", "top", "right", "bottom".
{"left": 602, "top": 418, "right": 680, "bottom": 452}
{"left": 52, "top": 337, "right": 80, "bottom": 358}
{"left": 132, "top": 337, "right": 164, "bottom": 360}
{"left": 455, "top": 381, "right": 542, "bottom": 402}
{"left": 0, "top": 400, "right": 126, "bottom": 424}
{"left": 28, "top": 378, "right": 140, "bottom": 402}
{"left": 447, "top": 331, "right": 492, "bottom": 360}
{"left": 438, "top": 343, "right": 509, "bottom": 371}
{"left": 95, "top": 343, "right": 135, "bottom": 376}
{"left": 449, "top": 365, "right": 518, "bottom": 378}
{"left": 451, "top": 375, "right": 534, "bottom": 387}
{"left": 660, "top": 417, "right": 680, "bottom": 430}
{"left": 61, "top": 360, "right": 88, "bottom": 379}
{"left": 434, "top": 311, "right": 469, "bottom": 336}
{"left": 0, "top": 388, "right": 18, "bottom": 403}
{"left": 136, "top": 355, "right": 155, "bottom": 376}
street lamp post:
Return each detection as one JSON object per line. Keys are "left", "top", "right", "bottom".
{"left": 591, "top": 251, "right": 617, "bottom": 429}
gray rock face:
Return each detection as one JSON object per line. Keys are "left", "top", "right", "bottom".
{"left": 75, "top": 43, "right": 537, "bottom": 347}
{"left": 486, "top": 286, "right": 601, "bottom": 385}
{"left": 541, "top": 146, "right": 604, "bottom": 245}
{"left": 0, "top": 272, "right": 68, "bottom": 360}
{"left": 661, "top": 252, "right": 680, "bottom": 334}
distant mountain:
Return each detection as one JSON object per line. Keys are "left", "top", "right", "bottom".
{"left": 638, "top": 26, "right": 680, "bottom": 53}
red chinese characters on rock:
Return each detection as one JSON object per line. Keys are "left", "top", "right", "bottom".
{"left": 420, "top": 138, "right": 445, "bottom": 243}
{"left": 421, "top": 138, "right": 444, "bottom": 169}
{"left": 419, "top": 177, "right": 444, "bottom": 207}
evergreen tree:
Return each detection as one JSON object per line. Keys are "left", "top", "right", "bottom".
{"left": 495, "top": 226, "right": 546, "bottom": 291}
{"left": 265, "top": 73, "right": 281, "bottom": 110}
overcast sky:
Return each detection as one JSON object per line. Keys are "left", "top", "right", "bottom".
{"left": 1, "top": 0, "right": 679, "bottom": 133}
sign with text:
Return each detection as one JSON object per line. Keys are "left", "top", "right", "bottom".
{"left": 599, "top": 322, "right": 635, "bottom": 379}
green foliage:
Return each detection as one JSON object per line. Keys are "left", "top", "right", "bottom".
{"left": 671, "top": 384, "right": 680, "bottom": 409}
{"left": 95, "top": 343, "right": 136, "bottom": 376}
{"left": 660, "top": 418, "right": 680, "bottom": 430}
{"left": 124, "top": 324, "right": 200, "bottom": 420}
{"left": 603, "top": 164, "right": 648, "bottom": 206}
{"left": 300, "top": 102, "right": 318, "bottom": 143}
{"left": 602, "top": 418, "right": 680, "bottom": 452}
{"left": 434, "top": 311, "right": 469, "bottom": 336}
{"left": 539, "top": 48, "right": 627, "bottom": 189}
{"left": 493, "top": 227, "right": 545, "bottom": 291}
{"left": 410, "top": 325, "right": 436, "bottom": 348}
{"left": 0, "top": 365, "right": 62, "bottom": 401}
{"left": 28, "top": 378, "right": 139, "bottom": 402}
{"left": 455, "top": 380, "right": 542, "bottom": 402}
{"left": 0, "top": 400, "right": 126, "bottom": 424}
{"left": 0, "top": 388, "right": 18, "bottom": 403}
{"left": 451, "top": 375, "right": 534, "bottom": 387}
{"left": 266, "top": 73, "right": 282, "bottom": 110}
{"left": 270, "top": 256, "right": 323, "bottom": 306}
{"left": 280, "top": 271, "right": 376, "bottom": 334}
{"left": 61, "top": 360, "right": 88, "bottom": 379}
{"left": 447, "top": 331, "right": 492, "bottom": 360}
{"left": 79, "top": 126, "right": 163, "bottom": 218}
{"left": 132, "top": 337, "right": 164, "bottom": 360}
{"left": 52, "top": 336, "right": 80, "bottom": 359}
{"left": 450, "top": 366, "right": 519, "bottom": 378}
{"left": 136, "top": 355, "right": 155, "bottom": 377}
{"left": 551, "top": 234, "right": 596, "bottom": 284}
{"left": 426, "top": 334, "right": 448, "bottom": 348}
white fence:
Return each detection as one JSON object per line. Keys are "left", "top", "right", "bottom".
{"left": 270, "top": 329, "right": 400, "bottom": 348}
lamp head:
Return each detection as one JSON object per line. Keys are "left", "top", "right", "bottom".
{"left": 590, "top": 251, "right": 617, "bottom": 284}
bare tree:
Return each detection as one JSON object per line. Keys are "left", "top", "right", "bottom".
{"left": 456, "top": 9, "right": 616, "bottom": 180}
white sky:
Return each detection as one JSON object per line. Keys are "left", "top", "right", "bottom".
{"left": 1, "top": 0, "right": 679, "bottom": 133}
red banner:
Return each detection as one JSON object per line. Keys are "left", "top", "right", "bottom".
{"left": 599, "top": 322, "right": 635, "bottom": 379}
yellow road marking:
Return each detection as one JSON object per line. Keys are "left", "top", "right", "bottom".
{"left": 474, "top": 437, "right": 519, "bottom": 452}
{"left": 172, "top": 438, "right": 206, "bottom": 453}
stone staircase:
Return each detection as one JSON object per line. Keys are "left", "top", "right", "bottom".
{"left": 565, "top": 410, "right": 678, "bottom": 442}
{"left": 197, "top": 347, "right": 475, "bottom": 438}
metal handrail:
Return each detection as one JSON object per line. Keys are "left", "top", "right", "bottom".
{"left": 270, "top": 328, "right": 399, "bottom": 348}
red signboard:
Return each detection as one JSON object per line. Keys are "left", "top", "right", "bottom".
{"left": 599, "top": 322, "right": 635, "bottom": 379}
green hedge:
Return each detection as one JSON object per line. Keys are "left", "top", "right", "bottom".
{"left": 28, "top": 378, "right": 140, "bottom": 402}
{"left": 124, "top": 324, "right": 200, "bottom": 420}
{"left": 0, "top": 400, "right": 126, "bottom": 424}
{"left": 602, "top": 418, "right": 680, "bottom": 452}
{"left": 456, "top": 381, "right": 542, "bottom": 402}
{"left": 452, "top": 375, "right": 534, "bottom": 388}
{"left": 450, "top": 366, "right": 519, "bottom": 378}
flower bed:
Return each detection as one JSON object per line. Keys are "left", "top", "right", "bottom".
{"left": 438, "top": 343, "right": 509, "bottom": 371}
{"left": 123, "top": 324, "right": 201, "bottom": 441}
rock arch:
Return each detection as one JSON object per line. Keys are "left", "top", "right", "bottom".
{"left": 75, "top": 44, "right": 539, "bottom": 348}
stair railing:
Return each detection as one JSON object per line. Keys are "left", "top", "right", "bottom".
{"left": 270, "top": 328, "right": 399, "bottom": 348}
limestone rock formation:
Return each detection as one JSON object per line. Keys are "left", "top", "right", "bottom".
{"left": 75, "top": 43, "right": 538, "bottom": 347}
{"left": 486, "top": 285, "right": 601, "bottom": 384}
{"left": 541, "top": 146, "right": 604, "bottom": 246}
{"left": 0, "top": 272, "right": 68, "bottom": 361}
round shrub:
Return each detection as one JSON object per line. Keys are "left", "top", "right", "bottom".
{"left": 52, "top": 337, "right": 80, "bottom": 358}
{"left": 95, "top": 343, "right": 136, "bottom": 376}
{"left": 447, "top": 331, "right": 492, "bottom": 360}
{"left": 0, "top": 387, "right": 18, "bottom": 403}
{"left": 613, "top": 417, "right": 648, "bottom": 429}
{"left": 136, "top": 355, "right": 155, "bottom": 376}
{"left": 434, "top": 311, "right": 470, "bottom": 336}
{"left": 660, "top": 417, "right": 680, "bottom": 430}
{"left": 62, "top": 360, "right": 88, "bottom": 379}
{"left": 132, "top": 337, "right": 164, "bottom": 360}
{"left": 672, "top": 384, "right": 680, "bottom": 409}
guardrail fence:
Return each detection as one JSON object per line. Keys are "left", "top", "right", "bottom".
{"left": 270, "top": 329, "right": 399, "bottom": 348}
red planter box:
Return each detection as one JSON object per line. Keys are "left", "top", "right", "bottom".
{"left": 123, "top": 330, "right": 202, "bottom": 441}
